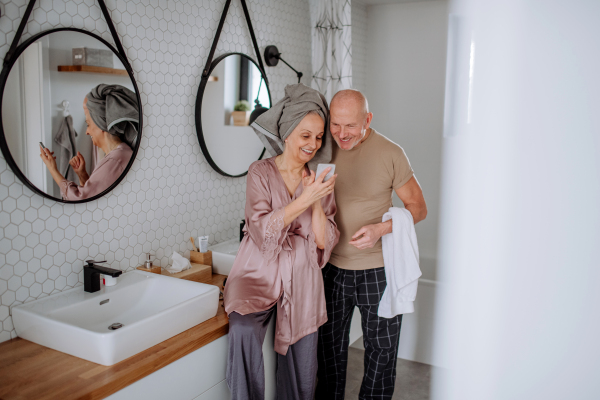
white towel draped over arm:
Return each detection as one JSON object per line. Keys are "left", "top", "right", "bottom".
{"left": 378, "top": 207, "right": 422, "bottom": 318}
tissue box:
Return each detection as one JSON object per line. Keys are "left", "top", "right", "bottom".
{"left": 72, "top": 47, "right": 113, "bottom": 68}
{"left": 190, "top": 250, "right": 212, "bottom": 266}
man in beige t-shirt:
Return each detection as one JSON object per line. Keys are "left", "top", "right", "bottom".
{"left": 315, "top": 90, "right": 427, "bottom": 400}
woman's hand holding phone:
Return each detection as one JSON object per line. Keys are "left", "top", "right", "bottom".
{"left": 39, "top": 145, "right": 58, "bottom": 172}
{"left": 300, "top": 166, "right": 337, "bottom": 207}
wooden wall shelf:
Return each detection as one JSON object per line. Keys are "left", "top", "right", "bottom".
{"left": 57, "top": 65, "right": 129, "bottom": 76}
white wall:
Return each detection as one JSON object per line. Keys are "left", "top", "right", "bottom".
{"left": 352, "top": 0, "right": 368, "bottom": 93}
{"left": 432, "top": 0, "right": 600, "bottom": 398}
{"left": 222, "top": 55, "right": 240, "bottom": 125}
{"left": 365, "top": 0, "right": 448, "bottom": 260}
{"left": 0, "top": 0, "right": 312, "bottom": 343}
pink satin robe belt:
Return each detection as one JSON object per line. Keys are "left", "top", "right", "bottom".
{"left": 224, "top": 158, "right": 340, "bottom": 355}
{"left": 60, "top": 143, "right": 133, "bottom": 201}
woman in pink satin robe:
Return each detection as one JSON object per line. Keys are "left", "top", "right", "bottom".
{"left": 40, "top": 84, "right": 137, "bottom": 200}
{"left": 224, "top": 84, "right": 340, "bottom": 400}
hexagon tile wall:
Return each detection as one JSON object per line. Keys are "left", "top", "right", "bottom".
{"left": 0, "top": 0, "right": 312, "bottom": 343}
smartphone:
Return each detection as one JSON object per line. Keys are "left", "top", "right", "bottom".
{"left": 39, "top": 142, "right": 46, "bottom": 149}
{"left": 316, "top": 163, "right": 336, "bottom": 182}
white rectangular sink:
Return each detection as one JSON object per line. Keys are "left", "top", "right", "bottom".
{"left": 209, "top": 239, "right": 240, "bottom": 275}
{"left": 12, "top": 270, "right": 219, "bottom": 366}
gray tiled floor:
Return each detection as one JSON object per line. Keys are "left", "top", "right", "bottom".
{"left": 344, "top": 348, "right": 432, "bottom": 400}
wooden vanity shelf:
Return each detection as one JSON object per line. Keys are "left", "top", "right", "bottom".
{"left": 57, "top": 65, "right": 129, "bottom": 76}
{"left": 137, "top": 262, "right": 212, "bottom": 284}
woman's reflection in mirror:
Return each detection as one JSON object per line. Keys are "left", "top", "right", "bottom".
{"left": 40, "top": 84, "right": 139, "bottom": 201}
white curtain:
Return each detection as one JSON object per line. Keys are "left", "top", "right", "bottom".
{"left": 310, "top": 0, "right": 353, "bottom": 102}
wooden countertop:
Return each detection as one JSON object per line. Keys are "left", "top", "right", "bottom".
{"left": 0, "top": 274, "right": 229, "bottom": 400}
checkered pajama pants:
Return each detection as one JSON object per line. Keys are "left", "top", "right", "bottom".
{"left": 315, "top": 263, "right": 403, "bottom": 400}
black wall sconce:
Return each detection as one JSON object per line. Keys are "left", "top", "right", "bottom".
{"left": 264, "top": 45, "right": 303, "bottom": 83}
{"left": 249, "top": 76, "right": 269, "bottom": 125}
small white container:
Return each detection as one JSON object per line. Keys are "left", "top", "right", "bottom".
{"left": 103, "top": 275, "right": 118, "bottom": 287}
{"left": 198, "top": 236, "right": 209, "bottom": 253}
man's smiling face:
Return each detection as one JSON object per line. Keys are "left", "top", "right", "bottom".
{"left": 329, "top": 92, "right": 372, "bottom": 151}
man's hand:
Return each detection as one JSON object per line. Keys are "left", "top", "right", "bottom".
{"left": 349, "top": 220, "right": 392, "bottom": 250}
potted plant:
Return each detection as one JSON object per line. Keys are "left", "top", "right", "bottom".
{"left": 232, "top": 100, "right": 251, "bottom": 126}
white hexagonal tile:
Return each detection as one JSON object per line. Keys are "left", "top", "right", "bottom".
{"left": 41, "top": 255, "right": 53, "bottom": 270}
{"left": 27, "top": 258, "right": 41, "bottom": 274}
{"left": 13, "top": 261, "right": 27, "bottom": 277}
{"left": 42, "top": 280, "right": 54, "bottom": 294}
{"left": 15, "top": 287, "right": 29, "bottom": 302}
{"left": 1, "top": 290, "right": 16, "bottom": 306}
{"left": 0, "top": 305, "right": 9, "bottom": 321}
{"left": 0, "top": 212, "right": 10, "bottom": 228}
{"left": 37, "top": 205, "right": 51, "bottom": 221}
{"left": 2, "top": 317, "right": 13, "bottom": 332}
{"left": 29, "top": 283, "right": 42, "bottom": 298}
{"left": 21, "top": 272, "right": 35, "bottom": 288}
{"left": 35, "top": 269, "right": 48, "bottom": 284}
{"left": 0, "top": 264, "right": 13, "bottom": 281}
{"left": 47, "top": 266, "right": 60, "bottom": 281}
{"left": 55, "top": 276, "right": 66, "bottom": 291}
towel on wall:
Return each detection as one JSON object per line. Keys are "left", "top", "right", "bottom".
{"left": 378, "top": 207, "right": 422, "bottom": 318}
{"left": 53, "top": 115, "right": 78, "bottom": 183}
{"left": 250, "top": 83, "right": 332, "bottom": 171}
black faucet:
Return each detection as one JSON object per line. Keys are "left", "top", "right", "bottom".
{"left": 83, "top": 260, "right": 123, "bottom": 293}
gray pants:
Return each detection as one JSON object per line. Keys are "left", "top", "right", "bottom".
{"left": 227, "top": 308, "right": 318, "bottom": 400}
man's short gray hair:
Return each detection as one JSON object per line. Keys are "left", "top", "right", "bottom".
{"left": 330, "top": 89, "right": 369, "bottom": 116}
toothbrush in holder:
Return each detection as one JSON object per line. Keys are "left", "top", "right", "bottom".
{"left": 190, "top": 237, "right": 198, "bottom": 252}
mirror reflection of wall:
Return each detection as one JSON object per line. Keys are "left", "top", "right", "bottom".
{"left": 200, "top": 54, "right": 271, "bottom": 177}
{"left": 222, "top": 56, "right": 270, "bottom": 126}
{"left": 3, "top": 37, "right": 52, "bottom": 193}
{"left": 223, "top": 56, "right": 240, "bottom": 125}
{"left": 1, "top": 31, "right": 138, "bottom": 201}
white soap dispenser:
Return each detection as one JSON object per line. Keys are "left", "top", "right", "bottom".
{"left": 145, "top": 253, "right": 154, "bottom": 269}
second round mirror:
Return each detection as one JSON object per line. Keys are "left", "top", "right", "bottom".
{"left": 196, "top": 53, "right": 271, "bottom": 177}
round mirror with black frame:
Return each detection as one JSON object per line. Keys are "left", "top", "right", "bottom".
{"left": 0, "top": 28, "right": 142, "bottom": 203}
{"left": 196, "top": 52, "right": 271, "bottom": 178}
{"left": 0, "top": 0, "right": 142, "bottom": 204}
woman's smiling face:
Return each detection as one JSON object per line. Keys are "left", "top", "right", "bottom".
{"left": 284, "top": 112, "right": 325, "bottom": 164}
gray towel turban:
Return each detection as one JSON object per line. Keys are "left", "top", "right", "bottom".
{"left": 85, "top": 84, "right": 139, "bottom": 148}
{"left": 251, "top": 83, "right": 332, "bottom": 171}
